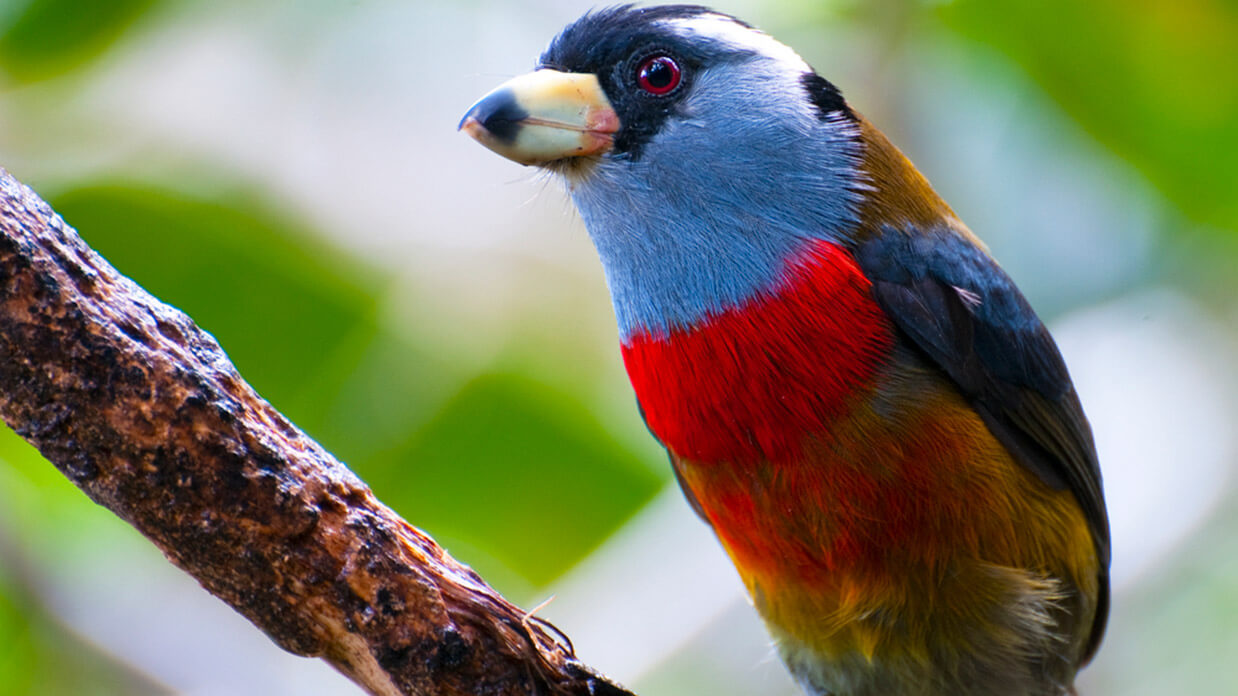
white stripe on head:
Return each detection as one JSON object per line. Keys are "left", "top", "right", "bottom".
{"left": 656, "top": 13, "right": 820, "bottom": 127}
{"left": 659, "top": 13, "right": 811, "bottom": 75}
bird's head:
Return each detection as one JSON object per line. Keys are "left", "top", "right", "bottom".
{"left": 461, "top": 4, "right": 869, "bottom": 338}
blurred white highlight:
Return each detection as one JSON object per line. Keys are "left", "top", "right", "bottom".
{"left": 1053, "top": 289, "right": 1236, "bottom": 588}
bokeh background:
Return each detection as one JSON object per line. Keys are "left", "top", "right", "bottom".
{"left": 0, "top": 0, "right": 1235, "bottom": 694}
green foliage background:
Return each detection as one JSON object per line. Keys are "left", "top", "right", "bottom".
{"left": 0, "top": 0, "right": 1234, "bottom": 694}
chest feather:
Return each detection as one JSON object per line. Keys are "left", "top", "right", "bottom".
{"left": 620, "top": 239, "right": 893, "bottom": 463}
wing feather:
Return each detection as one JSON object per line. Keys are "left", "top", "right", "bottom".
{"left": 855, "top": 224, "right": 1110, "bottom": 661}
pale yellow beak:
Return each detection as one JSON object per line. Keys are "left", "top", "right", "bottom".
{"left": 459, "top": 70, "right": 620, "bottom": 166}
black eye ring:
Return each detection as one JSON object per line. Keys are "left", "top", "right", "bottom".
{"left": 636, "top": 54, "right": 682, "bottom": 95}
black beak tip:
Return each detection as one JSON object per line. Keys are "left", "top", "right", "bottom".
{"left": 460, "top": 87, "right": 529, "bottom": 145}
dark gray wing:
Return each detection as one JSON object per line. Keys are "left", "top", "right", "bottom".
{"left": 855, "top": 224, "right": 1109, "bottom": 661}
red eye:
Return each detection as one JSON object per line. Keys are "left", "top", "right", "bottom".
{"left": 637, "top": 55, "right": 681, "bottom": 95}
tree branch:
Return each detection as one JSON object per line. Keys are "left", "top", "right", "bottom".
{"left": 0, "top": 167, "right": 634, "bottom": 696}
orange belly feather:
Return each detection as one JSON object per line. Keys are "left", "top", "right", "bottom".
{"left": 674, "top": 380, "right": 1099, "bottom": 662}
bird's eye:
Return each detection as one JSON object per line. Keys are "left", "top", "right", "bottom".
{"left": 636, "top": 55, "right": 681, "bottom": 95}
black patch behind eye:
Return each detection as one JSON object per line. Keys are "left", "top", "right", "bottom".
{"left": 801, "top": 73, "right": 855, "bottom": 121}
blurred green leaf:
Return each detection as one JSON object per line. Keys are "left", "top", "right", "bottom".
{"left": 3, "top": 181, "right": 398, "bottom": 517}
{"left": 364, "top": 372, "right": 664, "bottom": 587}
{"left": 0, "top": 569, "right": 165, "bottom": 695}
{"left": 39, "top": 182, "right": 663, "bottom": 592}
{"left": 0, "top": 0, "right": 162, "bottom": 83}
{"left": 0, "top": 582, "right": 38, "bottom": 695}
{"left": 940, "top": 0, "right": 1238, "bottom": 234}
{"left": 48, "top": 183, "right": 384, "bottom": 435}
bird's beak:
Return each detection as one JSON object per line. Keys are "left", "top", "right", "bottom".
{"left": 459, "top": 70, "right": 620, "bottom": 166}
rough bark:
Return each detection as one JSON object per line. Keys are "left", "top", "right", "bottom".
{"left": 0, "top": 167, "right": 634, "bottom": 696}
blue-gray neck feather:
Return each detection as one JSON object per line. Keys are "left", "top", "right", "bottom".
{"left": 568, "top": 61, "right": 865, "bottom": 340}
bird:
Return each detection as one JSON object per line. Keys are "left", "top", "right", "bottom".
{"left": 459, "top": 5, "right": 1109, "bottom": 695}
